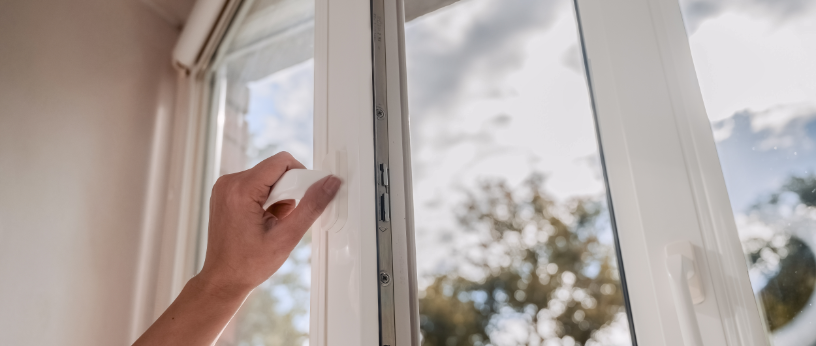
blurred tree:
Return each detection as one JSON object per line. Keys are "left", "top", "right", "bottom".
{"left": 419, "top": 174, "right": 628, "bottom": 346}
{"left": 742, "top": 174, "right": 816, "bottom": 332}
{"left": 753, "top": 236, "right": 816, "bottom": 331}
{"left": 225, "top": 233, "right": 311, "bottom": 346}
{"left": 784, "top": 175, "right": 816, "bottom": 208}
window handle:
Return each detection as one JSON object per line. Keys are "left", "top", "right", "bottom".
{"left": 263, "top": 169, "right": 331, "bottom": 210}
{"left": 666, "top": 241, "right": 705, "bottom": 346}
{"left": 262, "top": 150, "right": 347, "bottom": 233}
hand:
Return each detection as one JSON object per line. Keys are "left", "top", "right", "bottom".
{"left": 133, "top": 151, "right": 339, "bottom": 346}
{"left": 197, "top": 151, "right": 341, "bottom": 298}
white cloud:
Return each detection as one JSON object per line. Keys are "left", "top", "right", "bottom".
{"left": 245, "top": 59, "right": 315, "bottom": 168}
{"left": 681, "top": 0, "right": 816, "bottom": 34}
{"left": 751, "top": 104, "right": 816, "bottom": 134}
{"left": 687, "top": 8, "right": 816, "bottom": 122}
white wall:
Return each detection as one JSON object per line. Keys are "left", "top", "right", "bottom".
{"left": 0, "top": 0, "right": 181, "bottom": 344}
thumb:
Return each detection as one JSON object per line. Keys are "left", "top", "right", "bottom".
{"left": 270, "top": 175, "right": 342, "bottom": 242}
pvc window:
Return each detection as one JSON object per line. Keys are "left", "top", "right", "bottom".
{"left": 186, "top": 0, "right": 816, "bottom": 345}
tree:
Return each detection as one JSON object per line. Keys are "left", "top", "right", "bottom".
{"left": 419, "top": 174, "right": 628, "bottom": 346}
{"left": 219, "top": 233, "right": 312, "bottom": 346}
{"left": 742, "top": 174, "right": 816, "bottom": 332}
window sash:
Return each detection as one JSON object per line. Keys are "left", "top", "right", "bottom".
{"left": 310, "top": 0, "right": 419, "bottom": 345}
{"left": 575, "top": 0, "right": 767, "bottom": 344}
{"left": 312, "top": 0, "right": 767, "bottom": 344}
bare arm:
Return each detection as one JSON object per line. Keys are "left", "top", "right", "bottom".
{"left": 133, "top": 152, "right": 341, "bottom": 346}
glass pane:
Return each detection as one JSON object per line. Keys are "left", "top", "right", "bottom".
{"left": 678, "top": 1, "right": 816, "bottom": 344}
{"left": 203, "top": 0, "right": 314, "bottom": 345}
{"left": 405, "top": 1, "right": 634, "bottom": 345}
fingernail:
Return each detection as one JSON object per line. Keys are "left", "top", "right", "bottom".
{"left": 322, "top": 175, "right": 342, "bottom": 194}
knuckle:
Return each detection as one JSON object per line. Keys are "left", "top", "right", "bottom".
{"left": 276, "top": 151, "right": 294, "bottom": 160}
{"left": 212, "top": 175, "right": 231, "bottom": 194}
{"left": 305, "top": 198, "right": 327, "bottom": 219}
{"left": 270, "top": 151, "right": 294, "bottom": 164}
{"left": 213, "top": 173, "right": 247, "bottom": 205}
{"left": 274, "top": 151, "right": 303, "bottom": 168}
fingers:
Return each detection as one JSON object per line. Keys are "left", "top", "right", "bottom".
{"left": 270, "top": 175, "right": 342, "bottom": 245}
{"left": 266, "top": 199, "right": 296, "bottom": 219}
{"left": 243, "top": 152, "right": 306, "bottom": 200}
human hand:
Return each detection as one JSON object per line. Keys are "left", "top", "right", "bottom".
{"left": 196, "top": 151, "right": 341, "bottom": 298}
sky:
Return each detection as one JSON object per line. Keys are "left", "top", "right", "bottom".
{"left": 245, "top": 59, "right": 315, "bottom": 170}
{"left": 679, "top": 0, "right": 816, "bottom": 212}
{"left": 405, "top": 0, "right": 610, "bottom": 281}
{"left": 679, "top": 1, "right": 816, "bottom": 342}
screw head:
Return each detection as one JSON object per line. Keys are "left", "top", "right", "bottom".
{"left": 376, "top": 107, "right": 385, "bottom": 119}
{"left": 379, "top": 271, "right": 392, "bottom": 286}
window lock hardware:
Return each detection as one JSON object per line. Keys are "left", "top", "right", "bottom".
{"left": 379, "top": 163, "right": 389, "bottom": 187}
{"left": 379, "top": 192, "right": 391, "bottom": 222}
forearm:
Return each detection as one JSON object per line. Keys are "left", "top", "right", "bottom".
{"left": 132, "top": 275, "right": 250, "bottom": 346}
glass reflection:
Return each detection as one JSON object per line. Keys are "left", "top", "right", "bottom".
{"left": 216, "top": 61, "right": 314, "bottom": 346}
{"left": 679, "top": 0, "right": 816, "bottom": 344}
{"left": 405, "top": 0, "right": 633, "bottom": 345}
{"left": 205, "top": 0, "right": 315, "bottom": 345}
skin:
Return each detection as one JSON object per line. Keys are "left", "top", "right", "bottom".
{"left": 132, "top": 152, "right": 341, "bottom": 346}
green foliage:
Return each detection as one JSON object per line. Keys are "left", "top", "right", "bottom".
{"left": 784, "top": 174, "right": 816, "bottom": 207}
{"left": 743, "top": 174, "right": 816, "bottom": 332}
{"left": 233, "top": 286, "right": 307, "bottom": 346}
{"left": 419, "top": 174, "right": 627, "bottom": 345}
{"left": 223, "top": 233, "right": 311, "bottom": 346}
{"left": 755, "top": 237, "right": 816, "bottom": 331}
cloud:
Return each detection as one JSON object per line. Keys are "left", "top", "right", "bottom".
{"left": 405, "top": 0, "right": 564, "bottom": 122}
{"left": 681, "top": 0, "right": 725, "bottom": 33}
{"left": 712, "top": 106, "right": 816, "bottom": 211}
{"left": 561, "top": 43, "right": 582, "bottom": 74}
{"left": 244, "top": 59, "right": 315, "bottom": 168}
{"left": 751, "top": 104, "right": 816, "bottom": 137}
{"left": 680, "top": 0, "right": 816, "bottom": 33}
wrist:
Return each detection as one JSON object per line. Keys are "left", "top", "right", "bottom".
{"left": 188, "top": 272, "right": 253, "bottom": 304}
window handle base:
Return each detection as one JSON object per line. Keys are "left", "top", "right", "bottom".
{"left": 666, "top": 241, "right": 705, "bottom": 346}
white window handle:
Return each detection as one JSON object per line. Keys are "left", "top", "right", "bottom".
{"left": 666, "top": 241, "right": 705, "bottom": 346}
{"left": 262, "top": 169, "right": 331, "bottom": 210}
{"left": 262, "top": 150, "right": 348, "bottom": 233}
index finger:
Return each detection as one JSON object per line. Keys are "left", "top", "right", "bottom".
{"left": 243, "top": 151, "right": 307, "bottom": 199}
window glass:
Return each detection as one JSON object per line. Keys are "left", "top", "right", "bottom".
{"left": 405, "top": 0, "right": 634, "bottom": 345}
{"left": 203, "top": 0, "right": 314, "bottom": 345}
{"left": 678, "top": 1, "right": 816, "bottom": 344}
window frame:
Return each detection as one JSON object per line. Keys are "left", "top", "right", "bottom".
{"left": 310, "top": 0, "right": 419, "bottom": 344}
{"left": 574, "top": 0, "right": 767, "bottom": 344}
{"left": 144, "top": 0, "right": 772, "bottom": 345}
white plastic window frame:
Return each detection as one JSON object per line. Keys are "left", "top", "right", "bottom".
{"left": 574, "top": 0, "right": 768, "bottom": 345}
{"left": 313, "top": 0, "right": 770, "bottom": 346}
{"left": 146, "top": 0, "right": 772, "bottom": 345}
{"left": 310, "top": 0, "right": 419, "bottom": 345}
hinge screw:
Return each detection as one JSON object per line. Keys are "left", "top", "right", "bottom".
{"left": 379, "top": 271, "right": 392, "bottom": 286}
